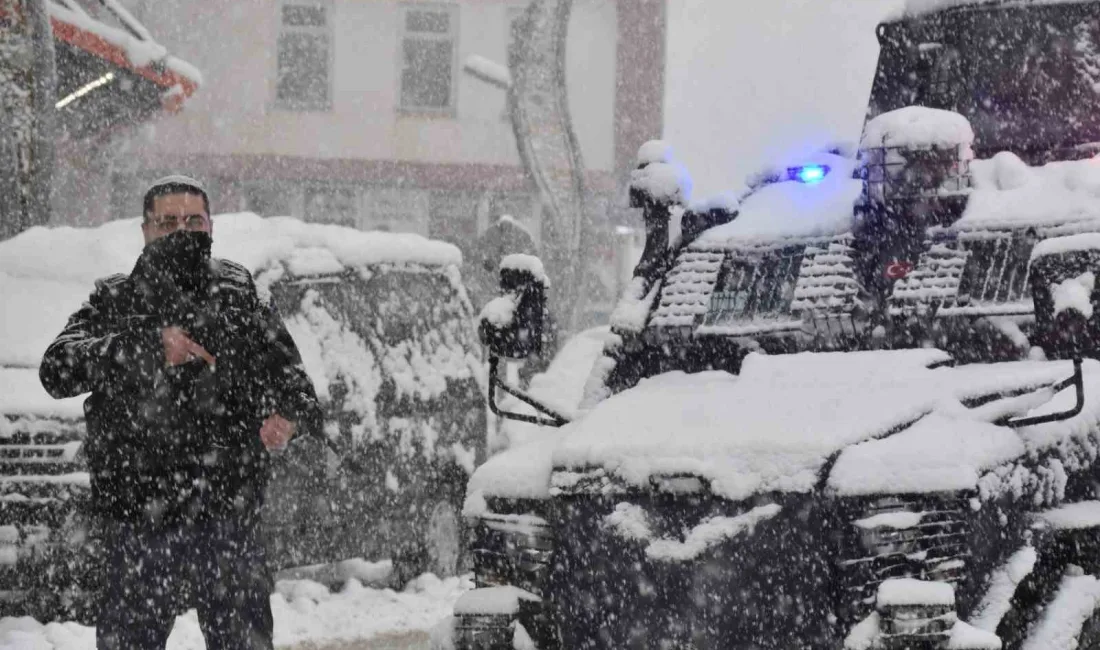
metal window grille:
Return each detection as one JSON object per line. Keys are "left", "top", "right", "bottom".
{"left": 400, "top": 3, "right": 458, "bottom": 111}
{"left": 861, "top": 144, "right": 972, "bottom": 205}
{"left": 704, "top": 249, "right": 804, "bottom": 325}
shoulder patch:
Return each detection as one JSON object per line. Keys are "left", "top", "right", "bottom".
{"left": 91, "top": 273, "right": 130, "bottom": 304}
{"left": 93, "top": 273, "right": 129, "bottom": 291}
{"left": 214, "top": 259, "right": 254, "bottom": 285}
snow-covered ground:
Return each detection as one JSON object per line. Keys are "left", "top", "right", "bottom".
{"left": 0, "top": 573, "right": 472, "bottom": 650}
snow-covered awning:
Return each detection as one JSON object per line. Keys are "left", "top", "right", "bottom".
{"left": 21, "top": 0, "right": 202, "bottom": 137}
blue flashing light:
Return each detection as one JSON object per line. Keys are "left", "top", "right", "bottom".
{"left": 788, "top": 165, "right": 830, "bottom": 184}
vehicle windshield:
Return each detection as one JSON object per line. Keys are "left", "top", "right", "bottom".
{"left": 868, "top": 3, "right": 1100, "bottom": 160}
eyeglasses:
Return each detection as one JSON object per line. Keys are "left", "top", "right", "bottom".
{"left": 146, "top": 213, "right": 210, "bottom": 231}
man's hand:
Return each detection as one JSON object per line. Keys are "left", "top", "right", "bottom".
{"left": 260, "top": 413, "right": 297, "bottom": 450}
{"left": 162, "top": 326, "right": 215, "bottom": 367}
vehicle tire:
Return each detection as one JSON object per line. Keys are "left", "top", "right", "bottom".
{"left": 389, "top": 496, "right": 468, "bottom": 589}
{"left": 425, "top": 498, "right": 463, "bottom": 577}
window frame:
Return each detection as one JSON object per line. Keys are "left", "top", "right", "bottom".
{"left": 397, "top": 2, "right": 460, "bottom": 116}
{"left": 272, "top": 0, "right": 334, "bottom": 112}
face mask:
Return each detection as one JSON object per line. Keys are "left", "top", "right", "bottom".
{"left": 141, "top": 230, "right": 213, "bottom": 293}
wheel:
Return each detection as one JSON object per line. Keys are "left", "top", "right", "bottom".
{"left": 389, "top": 496, "right": 468, "bottom": 589}
{"left": 425, "top": 499, "right": 463, "bottom": 577}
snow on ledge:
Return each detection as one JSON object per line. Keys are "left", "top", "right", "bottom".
{"left": 877, "top": 578, "right": 956, "bottom": 607}
{"left": 1037, "top": 501, "right": 1100, "bottom": 531}
{"left": 861, "top": 106, "right": 974, "bottom": 150}
{"left": 1032, "top": 233, "right": 1100, "bottom": 260}
{"left": 452, "top": 586, "right": 540, "bottom": 616}
{"left": 853, "top": 511, "right": 923, "bottom": 530}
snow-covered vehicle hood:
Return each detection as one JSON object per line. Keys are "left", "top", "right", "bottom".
{"left": 466, "top": 349, "right": 1100, "bottom": 509}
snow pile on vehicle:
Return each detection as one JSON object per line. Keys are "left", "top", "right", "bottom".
{"left": 609, "top": 276, "right": 660, "bottom": 333}
{"left": 644, "top": 503, "right": 781, "bottom": 562}
{"left": 970, "top": 546, "right": 1037, "bottom": 632}
{"left": 500, "top": 254, "right": 548, "bottom": 285}
{"left": 861, "top": 106, "right": 974, "bottom": 150}
{"left": 833, "top": 359, "right": 1100, "bottom": 503}
{"left": 554, "top": 349, "right": 946, "bottom": 500}
{"left": 631, "top": 161, "right": 692, "bottom": 205}
{"left": 1051, "top": 272, "right": 1095, "bottom": 319}
{"left": 636, "top": 140, "right": 675, "bottom": 167}
{"left": 0, "top": 213, "right": 463, "bottom": 369}
{"left": 554, "top": 351, "right": 1090, "bottom": 501}
{"left": 0, "top": 573, "right": 471, "bottom": 650}
{"left": 479, "top": 295, "right": 518, "bottom": 328}
{"left": 470, "top": 345, "right": 1096, "bottom": 504}
{"left": 1032, "top": 232, "right": 1100, "bottom": 259}
{"left": 1036, "top": 500, "right": 1100, "bottom": 531}
{"left": 955, "top": 155, "right": 1100, "bottom": 230}
{"left": 692, "top": 153, "right": 861, "bottom": 244}
{"left": 1020, "top": 571, "right": 1100, "bottom": 650}
{"left": 877, "top": 578, "right": 954, "bottom": 607}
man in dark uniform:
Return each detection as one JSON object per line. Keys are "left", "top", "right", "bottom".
{"left": 39, "top": 176, "right": 322, "bottom": 649}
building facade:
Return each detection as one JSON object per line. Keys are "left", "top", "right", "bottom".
{"left": 61, "top": 0, "right": 665, "bottom": 262}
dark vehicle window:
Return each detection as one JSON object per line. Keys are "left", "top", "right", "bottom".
{"left": 868, "top": 4, "right": 1100, "bottom": 159}
{"left": 703, "top": 248, "right": 804, "bottom": 326}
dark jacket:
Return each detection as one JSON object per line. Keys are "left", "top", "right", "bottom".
{"left": 39, "top": 255, "right": 322, "bottom": 524}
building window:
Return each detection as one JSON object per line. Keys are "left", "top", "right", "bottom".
{"left": 363, "top": 188, "right": 430, "bottom": 234}
{"left": 305, "top": 185, "right": 359, "bottom": 226}
{"left": 399, "top": 3, "right": 458, "bottom": 112}
{"left": 276, "top": 1, "right": 331, "bottom": 110}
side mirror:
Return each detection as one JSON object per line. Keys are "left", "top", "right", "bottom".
{"left": 478, "top": 255, "right": 548, "bottom": 360}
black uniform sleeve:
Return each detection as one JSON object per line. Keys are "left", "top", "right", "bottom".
{"left": 39, "top": 281, "right": 163, "bottom": 399}
{"left": 256, "top": 298, "right": 324, "bottom": 438}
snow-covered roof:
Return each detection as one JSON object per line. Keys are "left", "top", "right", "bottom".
{"left": 46, "top": 0, "right": 202, "bottom": 95}
{"left": 0, "top": 213, "right": 463, "bottom": 368}
{"left": 467, "top": 349, "right": 1093, "bottom": 503}
{"left": 692, "top": 153, "right": 862, "bottom": 247}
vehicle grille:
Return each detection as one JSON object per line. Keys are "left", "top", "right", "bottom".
{"left": 470, "top": 513, "right": 555, "bottom": 599}
{"left": 837, "top": 494, "right": 972, "bottom": 624}
{"left": 0, "top": 415, "right": 91, "bottom": 616}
